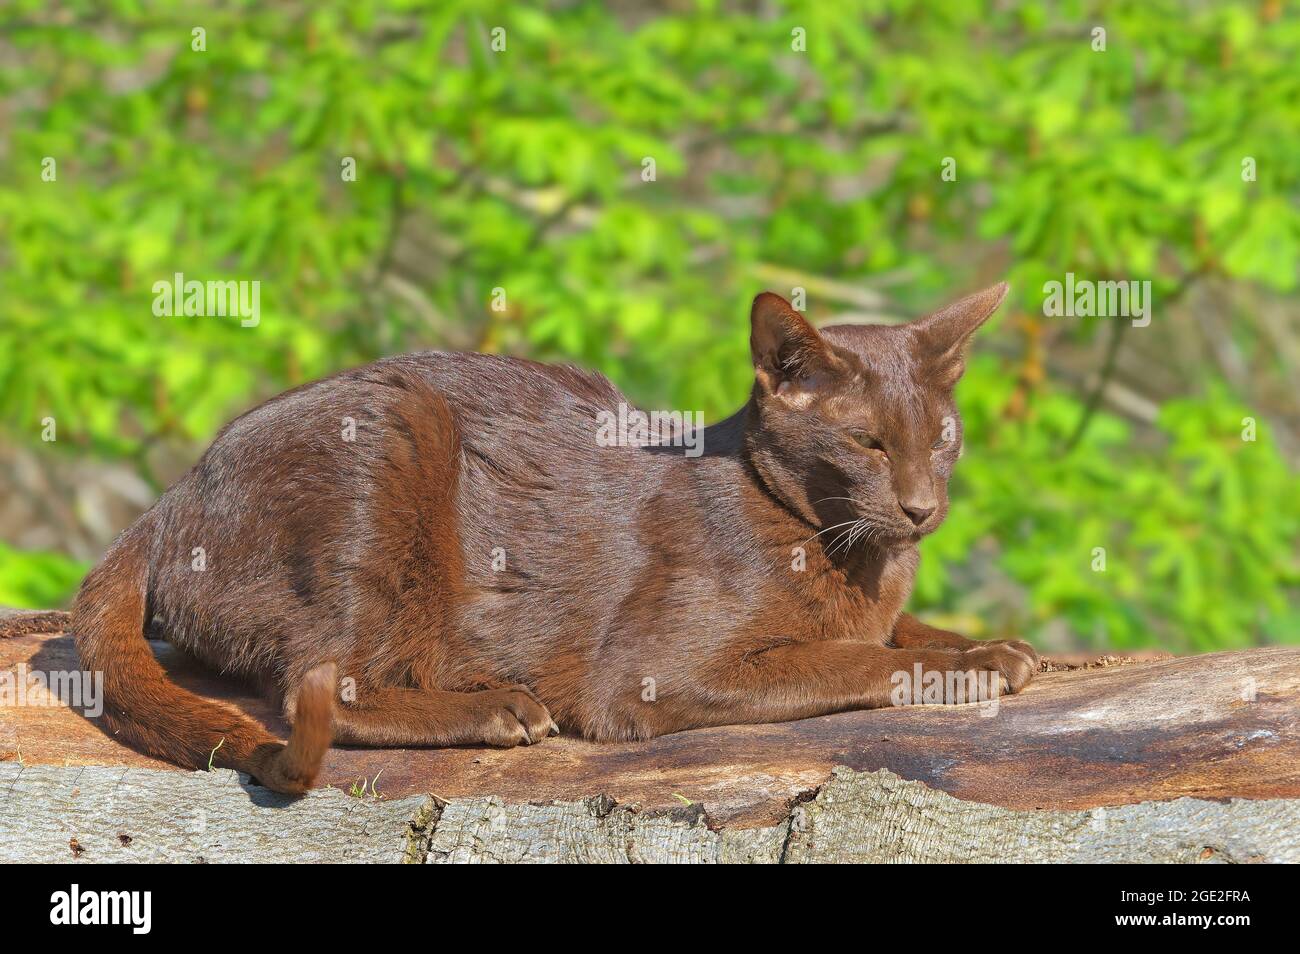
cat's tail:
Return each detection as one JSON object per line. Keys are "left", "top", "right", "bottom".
{"left": 71, "top": 515, "right": 335, "bottom": 794}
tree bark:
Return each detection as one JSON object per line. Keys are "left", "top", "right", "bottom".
{"left": 2, "top": 615, "right": 1297, "bottom": 862}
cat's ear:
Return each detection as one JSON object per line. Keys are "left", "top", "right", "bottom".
{"left": 750, "top": 292, "right": 843, "bottom": 403}
{"left": 911, "top": 282, "right": 1009, "bottom": 388}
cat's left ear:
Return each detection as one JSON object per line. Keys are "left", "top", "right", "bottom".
{"left": 911, "top": 282, "right": 1009, "bottom": 388}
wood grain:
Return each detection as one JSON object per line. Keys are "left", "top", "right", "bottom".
{"left": 3, "top": 627, "right": 1296, "bottom": 827}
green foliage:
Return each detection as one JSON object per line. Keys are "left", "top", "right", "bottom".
{"left": 0, "top": 543, "right": 88, "bottom": 609}
{"left": 0, "top": 0, "right": 1296, "bottom": 647}
{"left": 916, "top": 360, "right": 1300, "bottom": 652}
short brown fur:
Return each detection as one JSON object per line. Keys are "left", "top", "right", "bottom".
{"left": 12, "top": 284, "right": 1036, "bottom": 792}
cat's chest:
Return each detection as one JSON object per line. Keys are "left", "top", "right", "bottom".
{"left": 797, "top": 546, "right": 918, "bottom": 644}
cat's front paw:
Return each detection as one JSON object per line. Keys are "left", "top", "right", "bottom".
{"left": 958, "top": 642, "right": 1037, "bottom": 695}
{"left": 985, "top": 638, "right": 1039, "bottom": 672}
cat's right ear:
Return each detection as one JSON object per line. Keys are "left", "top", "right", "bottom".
{"left": 750, "top": 292, "right": 842, "bottom": 404}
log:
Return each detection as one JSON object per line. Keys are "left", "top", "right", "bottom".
{"left": 1, "top": 615, "right": 1298, "bottom": 862}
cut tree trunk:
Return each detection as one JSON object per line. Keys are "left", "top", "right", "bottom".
{"left": 1, "top": 616, "right": 1297, "bottom": 862}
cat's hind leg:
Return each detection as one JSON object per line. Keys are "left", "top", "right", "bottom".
{"left": 321, "top": 684, "right": 559, "bottom": 748}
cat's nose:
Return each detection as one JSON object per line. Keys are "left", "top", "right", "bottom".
{"left": 901, "top": 501, "right": 935, "bottom": 526}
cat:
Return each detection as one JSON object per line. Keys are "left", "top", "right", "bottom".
{"left": 5, "top": 282, "right": 1037, "bottom": 793}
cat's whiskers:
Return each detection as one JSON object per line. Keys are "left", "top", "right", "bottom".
{"left": 805, "top": 495, "right": 889, "bottom": 557}
{"left": 841, "top": 517, "right": 888, "bottom": 555}
{"left": 856, "top": 521, "right": 881, "bottom": 550}
{"left": 827, "top": 518, "right": 867, "bottom": 557}
{"left": 802, "top": 519, "right": 864, "bottom": 548}
{"left": 826, "top": 526, "right": 853, "bottom": 556}
{"left": 845, "top": 521, "right": 868, "bottom": 552}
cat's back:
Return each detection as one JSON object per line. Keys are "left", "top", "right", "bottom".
{"left": 411, "top": 350, "right": 673, "bottom": 515}
{"left": 156, "top": 349, "right": 636, "bottom": 539}
{"left": 146, "top": 349, "right": 651, "bottom": 650}
{"left": 199, "top": 349, "right": 626, "bottom": 462}
{"left": 406, "top": 350, "right": 628, "bottom": 437}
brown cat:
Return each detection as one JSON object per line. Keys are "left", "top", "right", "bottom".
{"left": 6, "top": 283, "right": 1036, "bottom": 793}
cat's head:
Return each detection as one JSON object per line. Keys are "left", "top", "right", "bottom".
{"left": 745, "top": 283, "right": 1008, "bottom": 550}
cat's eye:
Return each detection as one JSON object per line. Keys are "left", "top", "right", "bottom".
{"left": 852, "top": 432, "right": 886, "bottom": 454}
{"left": 931, "top": 436, "right": 947, "bottom": 450}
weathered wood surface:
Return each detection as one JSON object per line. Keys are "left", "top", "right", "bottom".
{"left": 3, "top": 628, "right": 1297, "bottom": 829}
{"left": 0, "top": 764, "right": 425, "bottom": 864}
{"left": 1, "top": 764, "right": 1295, "bottom": 863}
{"left": 425, "top": 767, "right": 1300, "bottom": 863}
